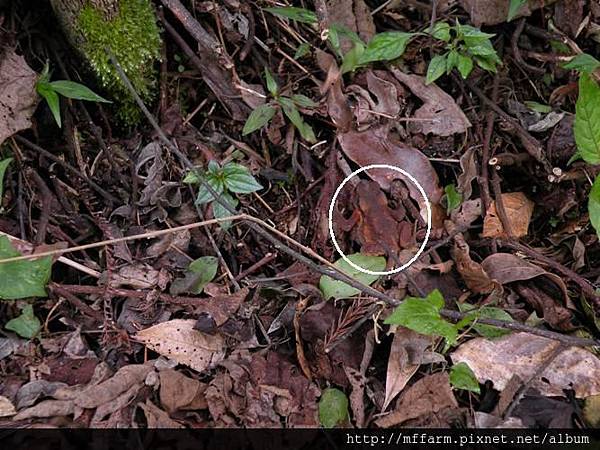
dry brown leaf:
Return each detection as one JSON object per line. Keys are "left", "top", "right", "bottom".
{"left": 450, "top": 229, "right": 497, "bottom": 294}
{"left": 457, "top": 147, "right": 478, "bottom": 200}
{"left": 459, "top": 0, "right": 557, "bottom": 26}
{"left": 13, "top": 399, "right": 74, "bottom": 421}
{"left": 159, "top": 369, "right": 207, "bottom": 414}
{"left": 91, "top": 383, "right": 141, "bottom": 424}
{"left": 338, "top": 125, "right": 444, "bottom": 218}
{"left": 139, "top": 399, "right": 184, "bottom": 428}
{"left": 375, "top": 372, "right": 458, "bottom": 428}
{"left": 481, "top": 253, "right": 571, "bottom": 307}
{"left": 382, "top": 327, "right": 431, "bottom": 411}
{"left": 451, "top": 332, "right": 600, "bottom": 397}
{"left": 75, "top": 364, "right": 153, "bottom": 409}
{"left": 482, "top": 192, "right": 534, "bottom": 238}
{"left": 0, "top": 48, "right": 38, "bottom": 146}
{"left": 0, "top": 395, "right": 16, "bottom": 417}
{"left": 391, "top": 69, "right": 471, "bottom": 136}
{"left": 317, "top": 0, "right": 375, "bottom": 54}
{"left": 135, "top": 319, "right": 225, "bottom": 373}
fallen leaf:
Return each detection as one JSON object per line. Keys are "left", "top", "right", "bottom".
{"left": 584, "top": 394, "right": 600, "bottom": 427}
{"left": 449, "top": 226, "right": 497, "bottom": 294}
{"left": 16, "top": 380, "right": 67, "bottom": 409}
{"left": 13, "top": 399, "right": 74, "bottom": 421}
{"left": 473, "top": 411, "right": 524, "bottom": 428}
{"left": 135, "top": 319, "right": 225, "bottom": 373}
{"left": 457, "top": 148, "right": 478, "bottom": 200}
{"left": 159, "top": 369, "right": 207, "bottom": 414}
{"left": 0, "top": 395, "right": 16, "bottom": 417}
{"left": 92, "top": 383, "right": 141, "bottom": 424}
{"left": 75, "top": 364, "right": 153, "bottom": 409}
{"left": 391, "top": 69, "right": 471, "bottom": 136}
{"left": 375, "top": 372, "right": 458, "bottom": 427}
{"left": 459, "top": 0, "right": 557, "bottom": 26}
{"left": 139, "top": 399, "right": 184, "bottom": 428}
{"left": 451, "top": 332, "right": 600, "bottom": 397}
{"left": 0, "top": 48, "right": 38, "bottom": 146}
{"left": 317, "top": 0, "right": 375, "bottom": 54}
{"left": 319, "top": 387, "right": 349, "bottom": 428}
{"left": 512, "top": 390, "right": 576, "bottom": 427}
{"left": 319, "top": 253, "right": 385, "bottom": 300}
{"left": 382, "top": 327, "right": 431, "bottom": 411}
{"left": 338, "top": 125, "right": 444, "bottom": 214}
{"left": 482, "top": 192, "right": 534, "bottom": 238}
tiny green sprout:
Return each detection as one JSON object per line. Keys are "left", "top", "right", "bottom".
{"left": 242, "top": 68, "right": 317, "bottom": 143}
{"left": 35, "top": 63, "right": 111, "bottom": 128}
{"left": 426, "top": 21, "right": 501, "bottom": 84}
{"left": 184, "top": 161, "right": 263, "bottom": 229}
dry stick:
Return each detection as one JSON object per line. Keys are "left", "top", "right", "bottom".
{"left": 490, "top": 171, "right": 514, "bottom": 237}
{"left": 104, "top": 50, "right": 600, "bottom": 350}
{"left": 479, "top": 72, "right": 500, "bottom": 215}
{"left": 13, "top": 136, "right": 119, "bottom": 205}
{"left": 511, "top": 18, "right": 545, "bottom": 75}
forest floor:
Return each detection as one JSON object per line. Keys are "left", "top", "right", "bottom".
{"left": 1, "top": 0, "right": 600, "bottom": 430}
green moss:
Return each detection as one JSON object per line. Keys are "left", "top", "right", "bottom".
{"left": 77, "top": 0, "right": 161, "bottom": 123}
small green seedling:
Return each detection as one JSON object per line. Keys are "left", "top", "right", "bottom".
{"left": 183, "top": 160, "right": 263, "bottom": 229}
{"left": 243, "top": 68, "right": 317, "bottom": 143}
{"left": 35, "top": 63, "right": 111, "bottom": 128}
{"left": 427, "top": 21, "right": 501, "bottom": 84}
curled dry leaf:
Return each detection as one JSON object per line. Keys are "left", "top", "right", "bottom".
{"left": 451, "top": 332, "right": 600, "bottom": 397}
{"left": 13, "top": 399, "right": 75, "bottom": 421}
{"left": 139, "top": 399, "right": 184, "bottom": 428}
{"left": 0, "top": 396, "right": 16, "bottom": 417}
{"left": 338, "top": 125, "right": 444, "bottom": 218}
{"left": 383, "top": 327, "right": 433, "bottom": 411}
{"left": 391, "top": 69, "right": 471, "bottom": 136}
{"left": 482, "top": 192, "right": 534, "bottom": 238}
{"left": 159, "top": 369, "right": 207, "bottom": 414}
{"left": 75, "top": 364, "right": 153, "bottom": 409}
{"left": 481, "top": 253, "right": 571, "bottom": 307}
{"left": 0, "top": 48, "right": 38, "bottom": 146}
{"left": 92, "top": 383, "right": 141, "bottom": 424}
{"left": 375, "top": 372, "right": 458, "bottom": 428}
{"left": 457, "top": 147, "right": 478, "bottom": 201}
{"left": 135, "top": 319, "right": 225, "bottom": 373}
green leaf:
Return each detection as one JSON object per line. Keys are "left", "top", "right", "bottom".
{"left": 457, "top": 23, "right": 495, "bottom": 44}
{"left": 444, "top": 184, "right": 462, "bottom": 213}
{"left": 169, "top": 256, "right": 218, "bottom": 295}
{"left": 279, "top": 97, "right": 316, "bottom": 143}
{"left": 384, "top": 289, "right": 458, "bottom": 346}
{"left": 263, "top": 6, "right": 317, "bottom": 24}
{"left": 426, "top": 54, "right": 448, "bottom": 85}
{"left": 222, "top": 163, "right": 263, "bottom": 194}
{"left": 589, "top": 175, "right": 600, "bottom": 238}
{"left": 574, "top": 74, "right": 600, "bottom": 164}
{"left": 291, "top": 94, "right": 318, "bottom": 108}
{"left": 328, "top": 24, "right": 364, "bottom": 58}
{"left": 183, "top": 170, "right": 200, "bottom": 184}
{"left": 318, "top": 388, "right": 349, "bottom": 428}
{"left": 358, "top": 32, "right": 414, "bottom": 65}
{"left": 49, "top": 80, "right": 110, "bottom": 103}
{"left": 458, "top": 303, "right": 513, "bottom": 338}
{"left": 212, "top": 192, "right": 238, "bottom": 230}
{"left": 319, "top": 253, "right": 385, "bottom": 300}
{"left": 457, "top": 53, "right": 474, "bottom": 78}
{"left": 36, "top": 82, "right": 62, "bottom": 128}
{"left": 508, "top": 0, "right": 528, "bottom": 21}
{"left": 524, "top": 101, "right": 552, "bottom": 114}
{"left": 264, "top": 67, "right": 278, "bottom": 97}
{"left": 5, "top": 304, "right": 41, "bottom": 339}
{"left": 242, "top": 104, "right": 277, "bottom": 136}
{"left": 0, "top": 236, "right": 52, "bottom": 300}
{"left": 447, "top": 49, "right": 459, "bottom": 74}
{"left": 340, "top": 42, "right": 365, "bottom": 74}
{"left": 0, "top": 158, "right": 13, "bottom": 201}
{"left": 195, "top": 176, "right": 225, "bottom": 205}
{"left": 294, "top": 42, "right": 311, "bottom": 59}
{"left": 564, "top": 54, "right": 600, "bottom": 75}
{"left": 431, "top": 22, "right": 451, "bottom": 42}
{"left": 449, "top": 362, "right": 480, "bottom": 394}
{"left": 466, "top": 40, "right": 498, "bottom": 58}
{"left": 474, "top": 54, "right": 499, "bottom": 72}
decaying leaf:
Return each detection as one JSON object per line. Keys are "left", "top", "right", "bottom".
{"left": 139, "top": 399, "right": 184, "bottom": 428}
{"left": 375, "top": 372, "right": 458, "bottom": 428}
{"left": 451, "top": 332, "right": 600, "bottom": 397}
{"left": 0, "top": 396, "right": 16, "bottom": 417}
{"left": 135, "top": 319, "right": 225, "bottom": 373}
{"left": 0, "top": 48, "right": 38, "bottom": 146}
{"left": 391, "top": 69, "right": 471, "bottom": 136}
{"left": 75, "top": 364, "right": 153, "bottom": 409}
{"left": 13, "top": 399, "right": 75, "bottom": 420}
{"left": 316, "top": 0, "right": 375, "bottom": 54}
{"left": 159, "top": 369, "right": 207, "bottom": 414}
{"left": 383, "top": 327, "right": 435, "bottom": 411}
{"left": 459, "top": 0, "right": 557, "bottom": 26}
{"left": 482, "top": 192, "right": 534, "bottom": 238}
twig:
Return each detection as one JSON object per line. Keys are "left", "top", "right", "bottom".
{"left": 29, "top": 169, "right": 52, "bottom": 245}
{"left": 480, "top": 71, "right": 500, "bottom": 216}
{"left": 490, "top": 170, "right": 514, "bottom": 237}
{"left": 511, "top": 19, "right": 545, "bottom": 75}
{"left": 234, "top": 252, "right": 277, "bottom": 282}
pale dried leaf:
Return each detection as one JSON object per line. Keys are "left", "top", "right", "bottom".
{"left": 159, "top": 369, "right": 207, "bottom": 414}
{"left": 139, "top": 399, "right": 184, "bottom": 428}
{"left": 383, "top": 327, "right": 430, "bottom": 411}
{"left": 75, "top": 364, "right": 153, "bottom": 409}
{"left": 482, "top": 192, "right": 534, "bottom": 238}
{"left": 391, "top": 69, "right": 471, "bottom": 136}
{"left": 0, "top": 396, "right": 16, "bottom": 417}
{"left": 459, "top": 0, "right": 557, "bottom": 26}
{"left": 91, "top": 383, "right": 141, "bottom": 424}
{"left": 450, "top": 229, "right": 497, "bottom": 294}
{"left": 457, "top": 147, "right": 478, "bottom": 200}
{"left": 13, "top": 399, "right": 74, "bottom": 420}
{"left": 451, "top": 332, "right": 600, "bottom": 397}
{"left": 135, "top": 319, "right": 225, "bottom": 373}
{"left": 0, "top": 48, "right": 38, "bottom": 146}
{"left": 473, "top": 411, "right": 524, "bottom": 428}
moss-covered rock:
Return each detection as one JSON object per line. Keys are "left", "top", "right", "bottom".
{"left": 51, "top": 0, "right": 161, "bottom": 123}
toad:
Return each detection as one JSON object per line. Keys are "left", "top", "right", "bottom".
{"left": 339, "top": 180, "right": 413, "bottom": 260}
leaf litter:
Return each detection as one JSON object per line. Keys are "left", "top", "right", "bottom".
{"left": 3, "top": 0, "right": 600, "bottom": 432}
